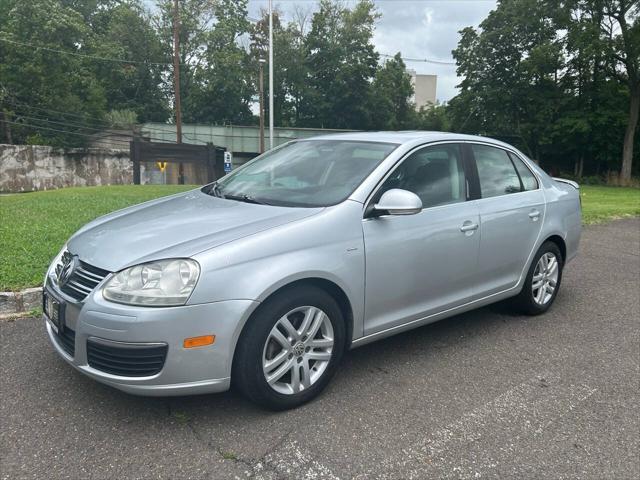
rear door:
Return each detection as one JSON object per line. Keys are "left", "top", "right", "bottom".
{"left": 469, "top": 144, "right": 545, "bottom": 297}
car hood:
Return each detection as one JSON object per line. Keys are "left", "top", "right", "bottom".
{"left": 67, "top": 189, "right": 322, "bottom": 272}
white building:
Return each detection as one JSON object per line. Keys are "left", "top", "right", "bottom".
{"left": 408, "top": 70, "right": 437, "bottom": 110}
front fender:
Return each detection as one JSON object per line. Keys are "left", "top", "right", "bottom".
{"left": 188, "top": 200, "right": 366, "bottom": 341}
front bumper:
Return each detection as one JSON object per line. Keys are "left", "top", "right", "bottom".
{"left": 44, "top": 284, "right": 258, "bottom": 396}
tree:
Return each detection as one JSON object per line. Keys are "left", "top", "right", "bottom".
{"left": 370, "top": 53, "right": 415, "bottom": 129}
{"left": 450, "top": 0, "right": 638, "bottom": 178}
{"left": 89, "top": 1, "right": 169, "bottom": 123}
{"left": 250, "top": 10, "right": 309, "bottom": 127}
{"left": 301, "top": 0, "right": 379, "bottom": 129}
{"left": 451, "top": 0, "right": 564, "bottom": 161}
{"left": 416, "top": 102, "right": 451, "bottom": 132}
{"left": 602, "top": 0, "right": 639, "bottom": 181}
{"left": 156, "top": 0, "right": 253, "bottom": 125}
{"left": 0, "top": 0, "right": 107, "bottom": 146}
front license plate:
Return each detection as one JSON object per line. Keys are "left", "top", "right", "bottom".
{"left": 43, "top": 291, "right": 65, "bottom": 334}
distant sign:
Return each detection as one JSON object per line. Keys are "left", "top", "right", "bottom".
{"left": 223, "top": 151, "right": 232, "bottom": 173}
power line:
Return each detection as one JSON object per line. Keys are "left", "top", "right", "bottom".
{"left": 1, "top": 91, "right": 175, "bottom": 135}
{"left": 12, "top": 112, "right": 124, "bottom": 134}
{"left": 379, "top": 53, "right": 456, "bottom": 66}
{"left": 0, "top": 37, "right": 176, "bottom": 66}
{"left": 1, "top": 35, "right": 457, "bottom": 69}
{"left": 2, "top": 119, "right": 133, "bottom": 148}
{"left": 3, "top": 116, "right": 175, "bottom": 145}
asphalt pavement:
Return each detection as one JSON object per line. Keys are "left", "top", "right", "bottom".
{"left": 1, "top": 218, "right": 639, "bottom": 479}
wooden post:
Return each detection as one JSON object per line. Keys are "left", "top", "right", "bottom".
{"left": 206, "top": 143, "right": 215, "bottom": 183}
{"left": 130, "top": 138, "right": 141, "bottom": 185}
{"left": 173, "top": 0, "right": 182, "bottom": 145}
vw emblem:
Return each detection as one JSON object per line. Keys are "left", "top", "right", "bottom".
{"left": 58, "top": 254, "right": 79, "bottom": 287}
{"left": 292, "top": 342, "right": 305, "bottom": 357}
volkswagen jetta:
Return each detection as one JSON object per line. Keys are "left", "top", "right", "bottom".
{"left": 44, "top": 132, "right": 581, "bottom": 410}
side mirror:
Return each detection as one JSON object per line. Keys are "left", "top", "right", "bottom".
{"left": 373, "top": 189, "right": 422, "bottom": 216}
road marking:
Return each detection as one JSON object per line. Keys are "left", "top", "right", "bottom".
{"left": 390, "top": 372, "right": 598, "bottom": 479}
{"left": 252, "top": 439, "right": 340, "bottom": 480}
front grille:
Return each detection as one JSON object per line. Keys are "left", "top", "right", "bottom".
{"left": 55, "top": 326, "right": 75, "bottom": 357}
{"left": 56, "top": 251, "right": 111, "bottom": 302}
{"left": 87, "top": 340, "right": 168, "bottom": 377}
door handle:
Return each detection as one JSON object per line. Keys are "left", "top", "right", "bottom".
{"left": 460, "top": 222, "right": 479, "bottom": 233}
{"left": 528, "top": 209, "right": 541, "bottom": 220}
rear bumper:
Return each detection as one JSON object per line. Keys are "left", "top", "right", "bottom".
{"left": 44, "top": 288, "right": 258, "bottom": 396}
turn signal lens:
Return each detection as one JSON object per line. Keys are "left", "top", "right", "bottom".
{"left": 183, "top": 335, "right": 215, "bottom": 348}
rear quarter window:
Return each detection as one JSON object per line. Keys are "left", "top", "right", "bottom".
{"left": 508, "top": 152, "right": 539, "bottom": 190}
{"left": 472, "top": 144, "right": 521, "bottom": 198}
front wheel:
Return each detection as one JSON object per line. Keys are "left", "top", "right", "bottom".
{"left": 512, "top": 241, "right": 564, "bottom": 315}
{"left": 233, "top": 286, "right": 345, "bottom": 410}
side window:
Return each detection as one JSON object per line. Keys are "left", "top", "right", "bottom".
{"left": 472, "top": 145, "right": 521, "bottom": 198}
{"left": 378, "top": 144, "right": 466, "bottom": 209}
{"left": 509, "top": 152, "right": 539, "bottom": 191}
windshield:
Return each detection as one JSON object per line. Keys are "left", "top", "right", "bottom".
{"left": 206, "top": 140, "right": 398, "bottom": 207}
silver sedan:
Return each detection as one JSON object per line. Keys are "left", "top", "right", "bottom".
{"left": 43, "top": 132, "right": 581, "bottom": 410}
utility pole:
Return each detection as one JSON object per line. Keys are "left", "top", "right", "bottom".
{"left": 173, "top": 0, "right": 182, "bottom": 145}
{"left": 268, "top": 0, "right": 274, "bottom": 149}
{"left": 259, "top": 58, "right": 266, "bottom": 154}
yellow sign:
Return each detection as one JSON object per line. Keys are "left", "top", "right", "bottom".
{"left": 156, "top": 161, "right": 168, "bottom": 172}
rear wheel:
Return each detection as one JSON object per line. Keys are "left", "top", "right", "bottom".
{"left": 512, "top": 241, "right": 563, "bottom": 315}
{"left": 233, "top": 286, "right": 345, "bottom": 410}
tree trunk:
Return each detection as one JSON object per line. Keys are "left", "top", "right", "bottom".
{"left": 620, "top": 83, "right": 639, "bottom": 182}
{"left": 575, "top": 156, "right": 584, "bottom": 178}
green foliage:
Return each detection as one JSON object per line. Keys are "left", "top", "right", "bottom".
{"left": 449, "top": 0, "right": 639, "bottom": 178}
{"left": 250, "top": 10, "right": 308, "bottom": 127}
{"left": 370, "top": 53, "right": 416, "bottom": 130}
{"left": 0, "top": 0, "right": 107, "bottom": 146}
{"left": 0, "top": 0, "right": 168, "bottom": 146}
{"left": 0, "top": 0, "right": 404, "bottom": 140}
{"left": 301, "top": 0, "right": 380, "bottom": 128}
{"left": 416, "top": 103, "right": 450, "bottom": 132}
{"left": 89, "top": 1, "right": 170, "bottom": 123}
{"left": 156, "top": 0, "right": 254, "bottom": 125}
{"left": 105, "top": 109, "right": 138, "bottom": 128}
{"left": 0, "top": 0, "right": 634, "bottom": 182}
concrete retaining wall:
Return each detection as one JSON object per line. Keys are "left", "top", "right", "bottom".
{"left": 0, "top": 144, "right": 131, "bottom": 192}
{"left": 0, "top": 288, "right": 42, "bottom": 317}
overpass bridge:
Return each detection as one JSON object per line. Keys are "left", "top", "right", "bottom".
{"left": 140, "top": 123, "right": 354, "bottom": 165}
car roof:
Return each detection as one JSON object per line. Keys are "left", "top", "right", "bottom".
{"left": 304, "top": 131, "right": 518, "bottom": 151}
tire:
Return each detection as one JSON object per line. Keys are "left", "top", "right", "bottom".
{"left": 232, "top": 285, "right": 346, "bottom": 410}
{"left": 512, "top": 241, "right": 564, "bottom": 315}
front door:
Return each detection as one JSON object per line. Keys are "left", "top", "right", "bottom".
{"left": 362, "top": 143, "right": 480, "bottom": 336}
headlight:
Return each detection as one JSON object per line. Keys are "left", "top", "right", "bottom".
{"left": 102, "top": 259, "right": 200, "bottom": 307}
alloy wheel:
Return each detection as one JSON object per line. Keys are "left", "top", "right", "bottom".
{"left": 532, "top": 252, "right": 559, "bottom": 305}
{"left": 262, "top": 306, "right": 334, "bottom": 395}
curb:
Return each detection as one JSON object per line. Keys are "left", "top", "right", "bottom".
{"left": 0, "top": 287, "right": 42, "bottom": 319}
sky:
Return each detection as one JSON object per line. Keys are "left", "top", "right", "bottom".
{"left": 246, "top": 0, "right": 498, "bottom": 102}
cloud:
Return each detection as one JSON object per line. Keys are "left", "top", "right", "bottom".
{"left": 248, "top": 0, "right": 497, "bottom": 102}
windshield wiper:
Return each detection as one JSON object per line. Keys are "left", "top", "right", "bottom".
{"left": 208, "top": 182, "right": 225, "bottom": 198}
{"left": 223, "top": 193, "right": 269, "bottom": 205}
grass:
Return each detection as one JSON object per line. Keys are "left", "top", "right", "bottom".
{"left": 0, "top": 184, "right": 638, "bottom": 291}
{"left": 0, "top": 185, "right": 193, "bottom": 291}
{"left": 579, "top": 186, "right": 640, "bottom": 224}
